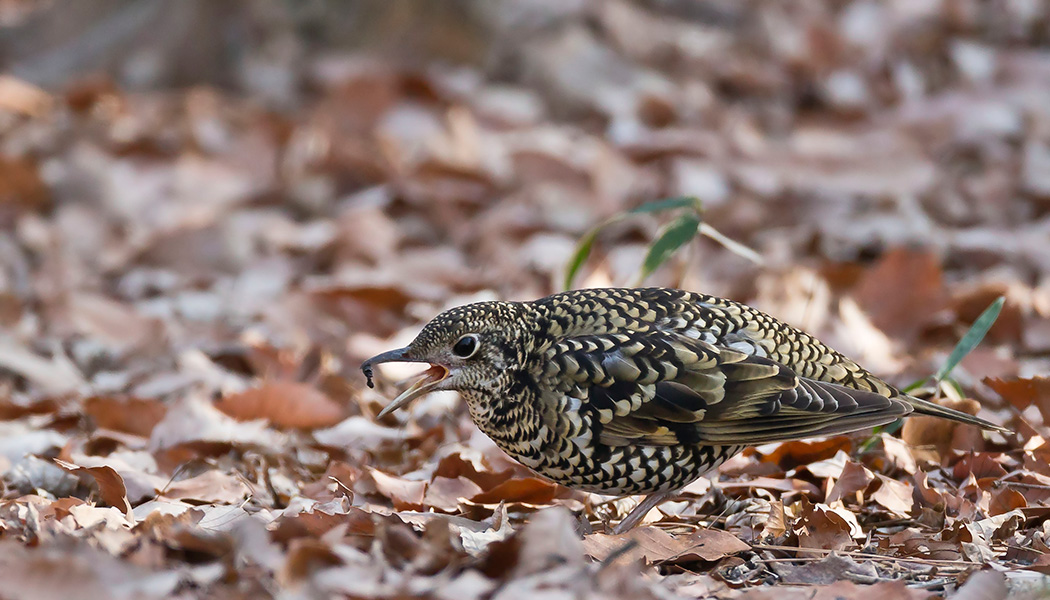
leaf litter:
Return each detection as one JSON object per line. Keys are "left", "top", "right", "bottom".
{"left": 0, "top": 1, "right": 1048, "bottom": 598}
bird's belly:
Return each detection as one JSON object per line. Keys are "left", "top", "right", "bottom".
{"left": 509, "top": 441, "right": 744, "bottom": 496}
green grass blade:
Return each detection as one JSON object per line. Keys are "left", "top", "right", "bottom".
{"left": 629, "top": 196, "right": 701, "bottom": 215}
{"left": 638, "top": 213, "right": 701, "bottom": 282}
{"left": 563, "top": 224, "right": 603, "bottom": 290}
{"left": 563, "top": 215, "right": 627, "bottom": 290}
{"left": 933, "top": 295, "right": 1005, "bottom": 382}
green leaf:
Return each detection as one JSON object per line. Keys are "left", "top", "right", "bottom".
{"left": 563, "top": 224, "right": 603, "bottom": 291}
{"left": 933, "top": 296, "right": 1005, "bottom": 382}
{"left": 638, "top": 213, "right": 701, "bottom": 282}
{"left": 563, "top": 215, "right": 629, "bottom": 290}
{"left": 629, "top": 196, "right": 701, "bottom": 215}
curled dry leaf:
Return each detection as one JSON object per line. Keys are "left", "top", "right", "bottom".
{"left": 795, "top": 500, "right": 863, "bottom": 552}
{"left": 369, "top": 469, "right": 427, "bottom": 510}
{"left": 825, "top": 460, "right": 875, "bottom": 504}
{"left": 216, "top": 380, "right": 347, "bottom": 429}
{"left": 54, "top": 459, "right": 133, "bottom": 521}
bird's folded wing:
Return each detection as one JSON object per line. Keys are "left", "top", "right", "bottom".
{"left": 550, "top": 332, "right": 911, "bottom": 447}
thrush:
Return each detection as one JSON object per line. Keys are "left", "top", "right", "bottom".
{"left": 361, "top": 287, "right": 1008, "bottom": 532}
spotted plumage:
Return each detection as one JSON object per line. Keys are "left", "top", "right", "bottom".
{"left": 362, "top": 287, "right": 1007, "bottom": 531}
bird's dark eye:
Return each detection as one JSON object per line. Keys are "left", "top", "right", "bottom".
{"left": 452, "top": 334, "right": 479, "bottom": 358}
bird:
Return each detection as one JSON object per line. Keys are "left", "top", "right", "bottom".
{"left": 361, "top": 287, "right": 1009, "bottom": 533}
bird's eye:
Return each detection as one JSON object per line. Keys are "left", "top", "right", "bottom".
{"left": 452, "top": 334, "right": 479, "bottom": 358}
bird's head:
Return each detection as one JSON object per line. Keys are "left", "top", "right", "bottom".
{"left": 361, "top": 301, "right": 532, "bottom": 417}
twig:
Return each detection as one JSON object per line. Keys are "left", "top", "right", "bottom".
{"left": 749, "top": 543, "right": 977, "bottom": 567}
{"left": 1001, "top": 481, "right": 1050, "bottom": 491}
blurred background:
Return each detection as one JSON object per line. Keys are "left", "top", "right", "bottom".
{"left": 1, "top": 0, "right": 1049, "bottom": 433}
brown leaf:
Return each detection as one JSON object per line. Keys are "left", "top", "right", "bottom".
{"left": 216, "top": 380, "right": 346, "bottom": 429}
{"left": 758, "top": 437, "right": 852, "bottom": 470}
{"left": 901, "top": 397, "right": 985, "bottom": 458}
{"left": 826, "top": 460, "right": 875, "bottom": 504}
{"left": 986, "top": 376, "right": 1050, "bottom": 424}
{"left": 54, "top": 459, "right": 133, "bottom": 521}
{"left": 84, "top": 396, "right": 167, "bottom": 438}
{"left": 584, "top": 527, "right": 749, "bottom": 564}
{"left": 988, "top": 487, "right": 1027, "bottom": 516}
{"left": 880, "top": 435, "right": 918, "bottom": 475}
{"left": 0, "top": 540, "right": 178, "bottom": 600}
{"left": 853, "top": 247, "right": 946, "bottom": 341}
{"left": 161, "top": 470, "right": 252, "bottom": 504}
{"left": 470, "top": 477, "right": 563, "bottom": 505}
{"left": 871, "top": 474, "right": 915, "bottom": 517}
{"left": 370, "top": 469, "right": 427, "bottom": 510}
{"left": 952, "top": 452, "right": 1008, "bottom": 480}
{"left": 795, "top": 500, "right": 861, "bottom": 552}
{"left": 764, "top": 500, "right": 788, "bottom": 538}
{"left": 424, "top": 476, "right": 484, "bottom": 512}
{"left": 0, "top": 155, "right": 50, "bottom": 220}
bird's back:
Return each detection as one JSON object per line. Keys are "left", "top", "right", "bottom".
{"left": 534, "top": 287, "right": 897, "bottom": 398}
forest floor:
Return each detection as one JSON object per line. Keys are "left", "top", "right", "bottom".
{"left": 1, "top": 1, "right": 1050, "bottom": 598}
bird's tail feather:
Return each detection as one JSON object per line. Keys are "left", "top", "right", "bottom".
{"left": 904, "top": 395, "right": 1011, "bottom": 433}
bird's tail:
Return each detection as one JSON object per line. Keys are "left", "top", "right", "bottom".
{"left": 904, "top": 395, "right": 1011, "bottom": 433}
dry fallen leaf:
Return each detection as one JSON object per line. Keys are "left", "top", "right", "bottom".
{"left": 369, "top": 469, "right": 427, "bottom": 510}
{"left": 216, "top": 380, "right": 347, "bottom": 429}
{"left": 469, "top": 477, "right": 564, "bottom": 505}
{"left": 852, "top": 248, "right": 947, "bottom": 341}
{"left": 160, "top": 470, "right": 253, "bottom": 505}
{"left": 423, "top": 476, "right": 484, "bottom": 512}
{"left": 583, "top": 527, "right": 749, "bottom": 564}
{"left": 54, "top": 459, "right": 134, "bottom": 521}
{"left": 871, "top": 474, "right": 915, "bottom": 517}
{"left": 901, "top": 396, "right": 985, "bottom": 459}
{"left": 795, "top": 500, "right": 862, "bottom": 552}
{"left": 986, "top": 376, "right": 1050, "bottom": 425}
{"left": 826, "top": 460, "right": 875, "bottom": 504}
{"left": 84, "top": 396, "right": 168, "bottom": 438}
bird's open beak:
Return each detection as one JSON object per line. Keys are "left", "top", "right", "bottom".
{"left": 361, "top": 347, "right": 449, "bottom": 418}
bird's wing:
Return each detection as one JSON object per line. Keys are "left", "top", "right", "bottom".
{"left": 542, "top": 332, "right": 911, "bottom": 447}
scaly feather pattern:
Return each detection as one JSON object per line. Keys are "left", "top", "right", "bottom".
{"left": 362, "top": 287, "right": 1008, "bottom": 522}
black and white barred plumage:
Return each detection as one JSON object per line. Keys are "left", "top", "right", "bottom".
{"left": 362, "top": 288, "right": 1006, "bottom": 530}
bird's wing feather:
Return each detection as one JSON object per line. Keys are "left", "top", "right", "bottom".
{"left": 547, "top": 332, "right": 911, "bottom": 447}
